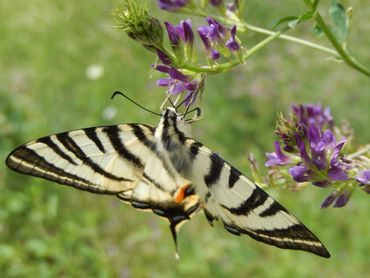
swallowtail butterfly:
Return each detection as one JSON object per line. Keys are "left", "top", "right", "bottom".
{"left": 6, "top": 106, "right": 330, "bottom": 258}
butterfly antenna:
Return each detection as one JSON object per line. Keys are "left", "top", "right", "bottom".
{"left": 111, "top": 91, "right": 161, "bottom": 116}
{"left": 186, "top": 107, "right": 201, "bottom": 117}
{"left": 175, "top": 92, "right": 194, "bottom": 109}
{"left": 168, "top": 98, "right": 176, "bottom": 109}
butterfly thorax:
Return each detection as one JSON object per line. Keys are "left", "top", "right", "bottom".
{"left": 154, "top": 108, "right": 193, "bottom": 177}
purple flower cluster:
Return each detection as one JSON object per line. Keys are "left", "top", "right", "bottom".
{"left": 153, "top": 19, "right": 199, "bottom": 106}
{"left": 161, "top": 17, "right": 240, "bottom": 62}
{"left": 265, "top": 104, "right": 370, "bottom": 208}
{"left": 154, "top": 17, "right": 240, "bottom": 105}
{"left": 198, "top": 17, "right": 240, "bottom": 60}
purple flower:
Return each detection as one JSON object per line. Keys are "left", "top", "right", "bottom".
{"left": 292, "top": 104, "right": 334, "bottom": 129}
{"left": 156, "top": 49, "right": 172, "bottom": 65}
{"left": 307, "top": 125, "right": 327, "bottom": 170}
{"left": 320, "top": 187, "right": 353, "bottom": 208}
{"left": 177, "top": 19, "right": 194, "bottom": 45}
{"left": 211, "top": 49, "right": 220, "bottom": 60}
{"left": 205, "top": 17, "right": 228, "bottom": 41}
{"left": 165, "top": 22, "right": 180, "bottom": 48}
{"left": 163, "top": 19, "right": 194, "bottom": 60}
{"left": 164, "top": 20, "right": 194, "bottom": 46}
{"left": 225, "top": 26, "right": 240, "bottom": 51}
{"left": 295, "top": 134, "right": 310, "bottom": 164}
{"left": 198, "top": 17, "right": 240, "bottom": 60}
{"left": 289, "top": 165, "right": 311, "bottom": 182}
{"left": 320, "top": 190, "right": 338, "bottom": 208}
{"left": 333, "top": 188, "right": 352, "bottom": 207}
{"left": 157, "top": 0, "right": 189, "bottom": 11}
{"left": 265, "top": 141, "right": 291, "bottom": 166}
{"left": 298, "top": 126, "right": 348, "bottom": 184}
{"left": 155, "top": 65, "right": 199, "bottom": 106}
{"left": 327, "top": 167, "right": 348, "bottom": 181}
{"left": 168, "top": 67, "right": 190, "bottom": 82}
{"left": 357, "top": 170, "right": 370, "bottom": 185}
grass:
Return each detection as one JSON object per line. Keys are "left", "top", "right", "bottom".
{"left": 1, "top": 0, "right": 369, "bottom": 277}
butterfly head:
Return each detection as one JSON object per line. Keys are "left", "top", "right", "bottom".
{"left": 160, "top": 107, "right": 192, "bottom": 137}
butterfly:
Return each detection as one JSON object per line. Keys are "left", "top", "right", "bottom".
{"left": 6, "top": 101, "right": 330, "bottom": 258}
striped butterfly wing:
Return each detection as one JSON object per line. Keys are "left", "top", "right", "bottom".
{"left": 186, "top": 139, "right": 330, "bottom": 258}
{"left": 6, "top": 124, "right": 153, "bottom": 194}
{"left": 6, "top": 124, "right": 200, "bottom": 236}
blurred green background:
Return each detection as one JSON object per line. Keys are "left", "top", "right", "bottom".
{"left": 1, "top": 1, "right": 369, "bottom": 277}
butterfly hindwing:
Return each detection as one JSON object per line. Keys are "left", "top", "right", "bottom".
{"left": 185, "top": 138, "right": 330, "bottom": 258}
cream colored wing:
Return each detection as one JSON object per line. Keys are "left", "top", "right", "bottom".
{"left": 185, "top": 139, "right": 330, "bottom": 258}
{"left": 6, "top": 124, "right": 200, "bottom": 246}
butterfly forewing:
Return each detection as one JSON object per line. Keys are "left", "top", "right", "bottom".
{"left": 6, "top": 125, "right": 150, "bottom": 194}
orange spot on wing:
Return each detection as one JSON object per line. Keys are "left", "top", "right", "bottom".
{"left": 175, "top": 183, "right": 191, "bottom": 204}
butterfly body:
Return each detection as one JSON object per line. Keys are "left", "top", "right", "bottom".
{"left": 6, "top": 107, "right": 330, "bottom": 258}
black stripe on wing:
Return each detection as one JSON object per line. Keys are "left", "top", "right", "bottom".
{"left": 222, "top": 187, "right": 269, "bottom": 216}
{"left": 6, "top": 146, "right": 117, "bottom": 194}
{"left": 131, "top": 124, "right": 157, "bottom": 151}
{"left": 228, "top": 166, "right": 241, "bottom": 188}
{"left": 37, "top": 136, "right": 78, "bottom": 165}
{"left": 259, "top": 201, "right": 288, "bottom": 217}
{"left": 84, "top": 127, "right": 106, "bottom": 153}
{"left": 204, "top": 153, "right": 224, "bottom": 188}
{"left": 189, "top": 141, "right": 202, "bottom": 159}
{"left": 142, "top": 173, "right": 166, "bottom": 192}
{"left": 103, "top": 126, "right": 144, "bottom": 169}
{"left": 56, "top": 132, "right": 131, "bottom": 182}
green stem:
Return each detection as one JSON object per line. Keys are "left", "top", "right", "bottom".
{"left": 313, "top": 11, "right": 370, "bottom": 77}
{"left": 243, "top": 23, "right": 337, "bottom": 56}
{"left": 178, "top": 29, "right": 285, "bottom": 74}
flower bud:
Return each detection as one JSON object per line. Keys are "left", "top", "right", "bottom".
{"left": 114, "top": 1, "right": 164, "bottom": 52}
{"left": 275, "top": 112, "right": 303, "bottom": 152}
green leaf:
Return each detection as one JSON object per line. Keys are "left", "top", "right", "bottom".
{"left": 273, "top": 16, "right": 299, "bottom": 29}
{"left": 273, "top": 12, "right": 313, "bottom": 30}
{"left": 329, "top": 0, "right": 348, "bottom": 43}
